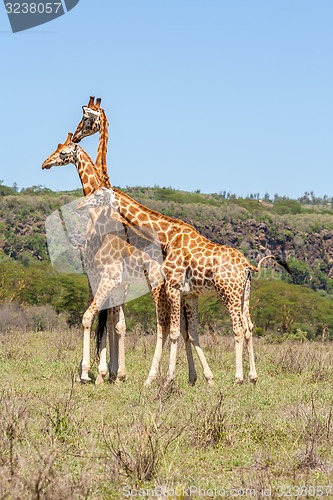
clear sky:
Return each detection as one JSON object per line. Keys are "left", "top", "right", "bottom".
{"left": 0, "top": 0, "right": 332, "bottom": 198}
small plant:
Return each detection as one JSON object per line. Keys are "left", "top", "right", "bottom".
{"left": 39, "top": 376, "right": 79, "bottom": 442}
{"left": 192, "top": 391, "right": 232, "bottom": 447}
{"left": 102, "top": 401, "right": 186, "bottom": 484}
{"left": 0, "top": 390, "right": 27, "bottom": 477}
{"left": 296, "top": 393, "right": 333, "bottom": 469}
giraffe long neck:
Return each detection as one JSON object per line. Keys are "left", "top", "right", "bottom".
{"left": 112, "top": 187, "right": 197, "bottom": 246}
{"left": 75, "top": 148, "right": 104, "bottom": 196}
{"left": 95, "top": 110, "right": 112, "bottom": 189}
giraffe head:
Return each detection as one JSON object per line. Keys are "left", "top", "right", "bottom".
{"left": 42, "top": 133, "right": 78, "bottom": 169}
{"left": 72, "top": 96, "right": 104, "bottom": 143}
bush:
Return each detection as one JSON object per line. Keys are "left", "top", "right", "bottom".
{"left": 0, "top": 302, "right": 68, "bottom": 333}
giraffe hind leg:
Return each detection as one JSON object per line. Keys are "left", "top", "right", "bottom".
{"left": 243, "top": 278, "right": 257, "bottom": 383}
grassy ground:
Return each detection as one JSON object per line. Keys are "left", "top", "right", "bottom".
{"left": 0, "top": 328, "right": 332, "bottom": 499}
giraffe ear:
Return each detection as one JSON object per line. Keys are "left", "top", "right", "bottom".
{"left": 83, "top": 107, "right": 99, "bottom": 119}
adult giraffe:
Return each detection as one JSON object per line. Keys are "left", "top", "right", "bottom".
{"left": 42, "top": 133, "right": 202, "bottom": 385}
{"left": 72, "top": 99, "right": 292, "bottom": 384}
{"left": 72, "top": 97, "right": 212, "bottom": 386}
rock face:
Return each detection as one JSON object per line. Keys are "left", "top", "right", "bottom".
{"left": 184, "top": 218, "right": 333, "bottom": 279}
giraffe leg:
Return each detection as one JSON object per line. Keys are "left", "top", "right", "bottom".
{"left": 96, "top": 313, "right": 108, "bottom": 385}
{"left": 232, "top": 312, "right": 246, "bottom": 384}
{"left": 184, "top": 297, "right": 213, "bottom": 386}
{"left": 222, "top": 296, "right": 246, "bottom": 384}
{"left": 144, "top": 323, "right": 168, "bottom": 386}
{"left": 82, "top": 276, "right": 121, "bottom": 383}
{"left": 78, "top": 284, "right": 94, "bottom": 382}
{"left": 109, "top": 308, "right": 118, "bottom": 382}
{"left": 144, "top": 286, "right": 169, "bottom": 386}
{"left": 166, "top": 288, "right": 182, "bottom": 383}
{"left": 181, "top": 304, "right": 197, "bottom": 386}
{"left": 80, "top": 306, "right": 97, "bottom": 383}
{"left": 114, "top": 305, "right": 126, "bottom": 382}
{"left": 243, "top": 279, "right": 257, "bottom": 383}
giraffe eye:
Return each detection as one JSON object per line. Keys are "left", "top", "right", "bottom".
{"left": 60, "top": 152, "right": 67, "bottom": 159}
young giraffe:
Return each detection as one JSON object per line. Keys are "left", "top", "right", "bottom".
{"left": 42, "top": 133, "right": 200, "bottom": 385}
{"left": 73, "top": 98, "right": 213, "bottom": 386}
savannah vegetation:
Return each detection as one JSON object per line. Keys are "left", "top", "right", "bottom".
{"left": 0, "top": 328, "right": 332, "bottom": 498}
{"left": 0, "top": 182, "right": 333, "bottom": 497}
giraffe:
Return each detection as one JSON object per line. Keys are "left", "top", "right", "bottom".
{"left": 72, "top": 97, "right": 212, "bottom": 386}
{"left": 42, "top": 133, "right": 200, "bottom": 385}
{"left": 72, "top": 100, "right": 292, "bottom": 384}
{"left": 62, "top": 97, "right": 125, "bottom": 384}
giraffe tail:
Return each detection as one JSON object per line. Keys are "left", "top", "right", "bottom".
{"left": 241, "top": 269, "right": 252, "bottom": 315}
{"left": 257, "top": 255, "right": 294, "bottom": 279}
{"left": 95, "top": 309, "right": 108, "bottom": 355}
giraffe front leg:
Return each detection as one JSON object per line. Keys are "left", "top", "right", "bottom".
{"left": 166, "top": 288, "right": 182, "bottom": 384}
{"left": 115, "top": 305, "right": 126, "bottom": 383}
{"left": 145, "top": 286, "right": 169, "bottom": 386}
{"left": 79, "top": 306, "right": 97, "bottom": 383}
{"left": 144, "top": 324, "right": 168, "bottom": 386}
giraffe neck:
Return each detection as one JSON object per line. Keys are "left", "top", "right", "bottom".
{"left": 95, "top": 109, "right": 112, "bottom": 189}
{"left": 75, "top": 148, "right": 104, "bottom": 196}
{"left": 112, "top": 187, "right": 197, "bottom": 246}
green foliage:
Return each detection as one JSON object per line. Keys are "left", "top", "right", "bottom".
{"left": 285, "top": 258, "right": 311, "bottom": 286}
{"left": 0, "top": 259, "right": 88, "bottom": 325}
{"left": 124, "top": 294, "right": 156, "bottom": 331}
{"left": 251, "top": 279, "right": 333, "bottom": 339}
{"left": 272, "top": 198, "right": 303, "bottom": 215}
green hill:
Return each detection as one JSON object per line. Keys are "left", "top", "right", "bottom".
{"left": 1, "top": 183, "right": 333, "bottom": 339}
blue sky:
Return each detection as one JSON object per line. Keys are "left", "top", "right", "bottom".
{"left": 0, "top": 0, "right": 332, "bottom": 198}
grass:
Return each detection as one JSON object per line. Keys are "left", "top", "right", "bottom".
{"left": 0, "top": 328, "right": 332, "bottom": 498}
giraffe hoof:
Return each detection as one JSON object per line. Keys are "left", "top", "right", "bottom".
{"left": 80, "top": 377, "right": 92, "bottom": 384}
{"left": 108, "top": 372, "right": 118, "bottom": 383}
{"left": 207, "top": 378, "right": 214, "bottom": 387}
{"left": 116, "top": 372, "right": 126, "bottom": 383}
{"left": 235, "top": 377, "right": 244, "bottom": 385}
{"left": 188, "top": 378, "right": 197, "bottom": 387}
{"left": 95, "top": 373, "right": 106, "bottom": 385}
{"left": 250, "top": 376, "right": 258, "bottom": 385}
